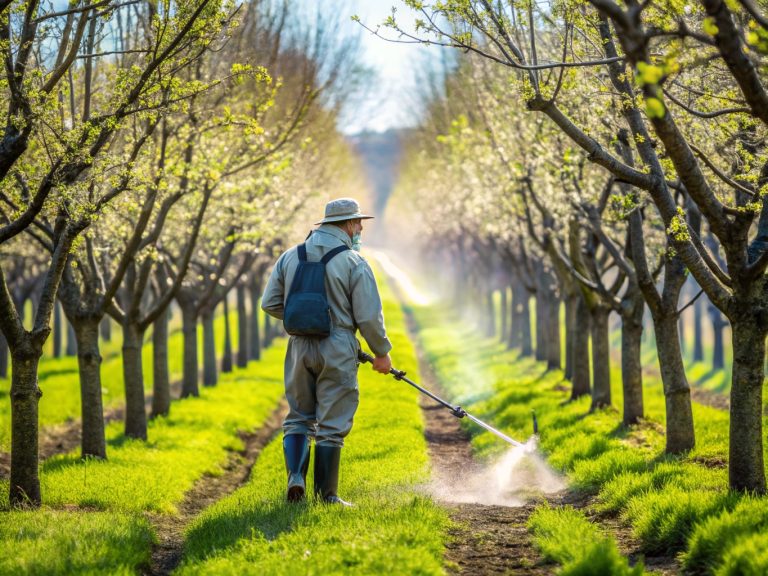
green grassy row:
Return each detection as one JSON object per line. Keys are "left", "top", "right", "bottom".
{"left": 0, "top": 341, "right": 285, "bottom": 575}
{"left": 0, "top": 303, "right": 252, "bottom": 452}
{"left": 412, "top": 302, "right": 768, "bottom": 576}
{"left": 174, "top": 268, "right": 450, "bottom": 575}
{"left": 528, "top": 506, "right": 643, "bottom": 576}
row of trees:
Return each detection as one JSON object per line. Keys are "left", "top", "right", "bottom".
{"left": 387, "top": 0, "right": 768, "bottom": 493}
{"left": 0, "top": 0, "right": 364, "bottom": 507}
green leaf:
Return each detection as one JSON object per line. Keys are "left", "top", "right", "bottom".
{"left": 703, "top": 17, "right": 719, "bottom": 36}
{"left": 645, "top": 97, "right": 666, "bottom": 119}
{"left": 636, "top": 62, "right": 664, "bottom": 86}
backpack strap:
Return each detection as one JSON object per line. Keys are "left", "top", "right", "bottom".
{"left": 321, "top": 244, "right": 349, "bottom": 265}
{"left": 297, "top": 243, "right": 307, "bottom": 262}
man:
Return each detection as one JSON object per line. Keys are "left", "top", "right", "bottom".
{"left": 261, "top": 198, "right": 393, "bottom": 506}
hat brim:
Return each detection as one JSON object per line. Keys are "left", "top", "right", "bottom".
{"left": 315, "top": 213, "right": 375, "bottom": 225}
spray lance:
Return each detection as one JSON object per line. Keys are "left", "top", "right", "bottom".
{"left": 358, "top": 350, "right": 535, "bottom": 448}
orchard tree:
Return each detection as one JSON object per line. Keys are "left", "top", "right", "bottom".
{"left": 379, "top": 0, "right": 768, "bottom": 492}
{"left": 0, "top": 0, "right": 240, "bottom": 507}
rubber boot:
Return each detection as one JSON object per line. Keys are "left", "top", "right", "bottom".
{"left": 283, "top": 434, "right": 310, "bottom": 502}
{"left": 314, "top": 444, "right": 353, "bottom": 506}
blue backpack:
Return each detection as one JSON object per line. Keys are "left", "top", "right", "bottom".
{"left": 283, "top": 242, "right": 349, "bottom": 338}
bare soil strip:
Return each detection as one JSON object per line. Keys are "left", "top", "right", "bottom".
{"left": 144, "top": 400, "right": 285, "bottom": 576}
{"left": 413, "top": 346, "right": 556, "bottom": 575}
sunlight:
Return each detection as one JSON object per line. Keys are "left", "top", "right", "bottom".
{"left": 368, "top": 250, "right": 433, "bottom": 306}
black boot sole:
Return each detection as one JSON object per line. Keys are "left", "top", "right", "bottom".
{"left": 287, "top": 485, "right": 305, "bottom": 502}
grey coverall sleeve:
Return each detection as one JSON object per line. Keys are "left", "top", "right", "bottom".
{"left": 261, "top": 254, "right": 286, "bottom": 320}
{"left": 351, "top": 260, "right": 392, "bottom": 357}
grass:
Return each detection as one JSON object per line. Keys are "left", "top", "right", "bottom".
{"left": 0, "top": 341, "right": 286, "bottom": 574}
{"left": 411, "top": 301, "right": 768, "bottom": 575}
{"left": 0, "top": 510, "right": 153, "bottom": 575}
{"left": 28, "top": 356, "right": 282, "bottom": 512}
{"left": 528, "top": 506, "right": 643, "bottom": 575}
{"left": 0, "top": 302, "right": 249, "bottom": 452}
{"left": 682, "top": 496, "right": 768, "bottom": 574}
{"left": 174, "top": 267, "right": 450, "bottom": 575}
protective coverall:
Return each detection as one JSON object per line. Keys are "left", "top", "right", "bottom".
{"left": 261, "top": 223, "right": 391, "bottom": 502}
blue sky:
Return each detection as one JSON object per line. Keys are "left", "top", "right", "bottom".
{"left": 333, "top": 0, "right": 451, "bottom": 134}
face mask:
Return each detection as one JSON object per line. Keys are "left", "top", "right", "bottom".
{"left": 351, "top": 232, "right": 362, "bottom": 252}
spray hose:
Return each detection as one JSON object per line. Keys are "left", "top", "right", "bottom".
{"left": 357, "top": 350, "right": 530, "bottom": 448}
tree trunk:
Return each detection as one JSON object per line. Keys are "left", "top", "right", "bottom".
{"left": 180, "top": 303, "right": 199, "bottom": 398}
{"left": 728, "top": 317, "right": 767, "bottom": 493}
{"left": 571, "top": 295, "right": 591, "bottom": 400}
{"left": 0, "top": 331, "right": 8, "bottom": 379}
{"left": 9, "top": 346, "right": 42, "bottom": 506}
{"left": 590, "top": 306, "right": 612, "bottom": 410}
{"left": 52, "top": 300, "right": 62, "bottom": 358}
{"left": 620, "top": 289, "right": 645, "bottom": 425}
{"left": 693, "top": 293, "right": 704, "bottom": 362}
{"left": 520, "top": 289, "right": 533, "bottom": 357}
{"left": 535, "top": 294, "right": 548, "bottom": 362}
{"left": 202, "top": 309, "right": 217, "bottom": 387}
{"left": 221, "top": 297, "right": 233, "bottom": 374}
{"left": 248, "top": 282, "right": 261, "bottom": 361}
{"left": 642, "top": 306, "right": 653, "bottom": 344}
{"left": 564, "top": 294, "right": 576, "bottom": 380}
{"left": 74, "top": 319, "right": 106, "bottom": 459}
{"left": 100, "top": 316, "right": 111, "bottom": 343}
{"left": 678, "top": 314, "right": 687, "bottom": 357}
{"left": 710, "top": 305, "right": 727, "bottom": 370}
{"left": 151, "top": 307, "right": 171, "bottom": 418}
{"left": 66, "top": 320, "right": 77, "bottom": 356}
{"left": 485, "top": 289, "right": 495, "bottom": 338}
{"left": 654, "top": 314, "right": 696, "bottom": 453}
{"left": 122, "top": 321, "right": 147, "bottom": 440}
{"left": 500, "top": 285, "right": 508, "bottom": 343}
{"left": 236, "top": 283, "right": 248, "bottom": 368}
{"left": 546, "top": 294, "right": 561, "bottom": 370}
{"left": 509, "top": 281, "right": 522, "bottom": 350}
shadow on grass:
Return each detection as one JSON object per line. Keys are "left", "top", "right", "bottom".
{"left": 36, "top": 366, "right": 79, "bottom": 380}
{"left": 184, "top": 499, "right": 311, "bottom": 563}
{"left": 607, "top": 422, "right": 637, "bottom": 441}
{"left": 40, "top": 454, "right": 84, "bottom": 473}
{"left": 704, "top": 370, "right": 731, "bottom": 395}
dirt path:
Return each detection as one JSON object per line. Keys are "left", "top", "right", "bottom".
{"left": 413, "top": 338, "right": 556, "bottom": 575}
{"left": 144, "top": 400, "right": 285, "bottom": 576}
{"left": 419, "top": 393, "right": 552, "bottom": 574}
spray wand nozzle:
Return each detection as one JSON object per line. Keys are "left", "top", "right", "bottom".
{"left": 357, "top": 349, "right": 525, "bottom": 447}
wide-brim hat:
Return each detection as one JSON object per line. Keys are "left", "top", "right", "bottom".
{"left": 315, "top": 197, "right": 374, "bottom": 225}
